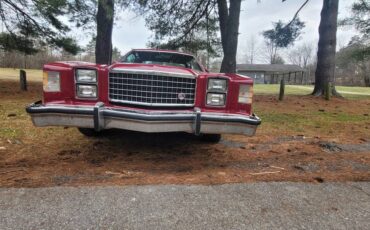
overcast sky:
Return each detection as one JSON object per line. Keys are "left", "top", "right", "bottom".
{"left": 107, "top": 0, "right": 357, "bottom": 63}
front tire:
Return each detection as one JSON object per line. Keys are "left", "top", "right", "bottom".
{"left": 199, "top": 134, "right": 221, "bottom": 143}
{"left": 78, "top": 128, "right": 101, "bottom": 137}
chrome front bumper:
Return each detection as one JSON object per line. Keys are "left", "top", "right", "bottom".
{"left": 26, "top": 101, "right": 261, "bottom": 136}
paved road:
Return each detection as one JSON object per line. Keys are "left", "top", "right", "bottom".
{"left": 1, "top": 183, "right": 369, "bottom": 229}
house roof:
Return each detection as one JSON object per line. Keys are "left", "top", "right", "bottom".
{"left": 236, "top": 64, "right": 305, "bottom": 73}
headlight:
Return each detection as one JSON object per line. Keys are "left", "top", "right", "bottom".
{"left": 76, "top": 69, "right": 97, "bottom": 83}
{"left": 43, "top": 71, "right": 60, "bottom": 92}
{"left": 77, "top": 85, "right": 97, "bottom": 98}
{"left": 208, "top": 78, "right": 227, "bottom": 92}
{"left": 207, "top": 93, "right": 225, "bottom": 106}
{"left": 238, "top": 85, "right": 253, "bottom": 104}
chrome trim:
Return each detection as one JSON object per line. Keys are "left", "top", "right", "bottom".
{"left": 75, "top": 69, "right": 98, "bottom": 83}
{"left": 207, "top": 77, "right": 229, "bottom": 92}
{"left": 206, "top": 93, "right": 227, "bottom": 107}
{"left": 130, "top": 49, "right": 195, "bottom": 56}
{"left": 76, "top": 84, "right": 98, "bottom": 99}
{"left": 109, "top": 98, "right": 195, "bottom": 107}
{"left": 74, "top": 68, "right": 99, "bottom": 100}
{"left": 94, "top": 102, "right": 105, "bottom": 131}
{"left": 110, "top": 68, "right": 196, "bottom": 79}
{"left": 205, "top": 77, "right": 229, "bottom": 108}
{"left": 108, "top": 71, "right": 197, "bottom": 107}
{"left": 26, "top": 102, "right": 261, "bottom": 135}
{"left": 194, "top": 107, "right": 201, "bottom": 136}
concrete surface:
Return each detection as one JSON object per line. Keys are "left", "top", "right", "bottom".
{"left": 0, "top": 182, "right": 369, "bottom": 229}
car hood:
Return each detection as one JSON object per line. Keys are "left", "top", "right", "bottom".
{"left": 109, "top": 63, "right": 200, "bottom": 78}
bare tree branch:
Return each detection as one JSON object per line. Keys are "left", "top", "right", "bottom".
{"left": 284, "top": 0, "right": 310, "bottom": 28}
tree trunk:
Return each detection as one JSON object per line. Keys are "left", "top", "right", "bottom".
{"left": 365, "top": 75, "right": 370, "bottom": 87}
{"left": 95, "top": 0, "right": 114, "bottom": 65}
{"left": 217, "top": 0, "right": 242, "bottom": 73}
{"left": 312, "top": 0, "right": 340, "bottom": 96}
{"left": 361, "top": 62, "right": 370, "bottom": 87}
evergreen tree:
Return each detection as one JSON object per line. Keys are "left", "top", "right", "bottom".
{"left": 0, "top": 0, "right": 95, "bottom": 55}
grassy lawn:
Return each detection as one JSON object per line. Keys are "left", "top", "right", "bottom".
{"left": 254, "top": 84, "right": 311, "bottom": 95}
{"left": 0, "top": 68, "right": 43, "bottom": 82}
{"left": 335, "top": 86, "right": 370, "bottom": 93}
{"left": 254, "top": 84, "right": 370, "bottom": 99}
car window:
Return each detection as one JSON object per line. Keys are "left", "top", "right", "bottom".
{"left": 122, "top": 51, "right": 202, "bottom": 71}
{"left": 126, "top": 53, "right": 137, "bottom": 63}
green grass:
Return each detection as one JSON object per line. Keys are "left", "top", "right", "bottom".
{"left": 0, "top": 128, "right": 20, "bottom": 139}
{"left": 254, "top": 84, "right": 370, "bottom": 99}
{"left": 257, "top": 110, "right": 369, "bottom": 134}
{"left": 0, "top": 68, "right": 43, "bottom": 82}
{"left": 312, "top": 111, "right": 369, "bottom": 122}
{"left": 336, "top": 86, "right": 370, "bottom": 94}
{"left": 254, "top": 84, "right": 312, "bottom": 95}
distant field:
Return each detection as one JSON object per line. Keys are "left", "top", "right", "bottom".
{"left": 0, "top": 68, "right": 42, "bottom": 81}
{"left": 254, "top": 84, "right": 370, "bottom": 99}
{"left": 1, "top": 68, "right": 369, "bottom": 99}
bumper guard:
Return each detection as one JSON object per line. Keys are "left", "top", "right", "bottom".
{"left": 26, "top": 101, "right": 261, "bottom": 136}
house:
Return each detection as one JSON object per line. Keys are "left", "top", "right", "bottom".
{"left": 236, "top": 64, "right": 306, "bottom": 84}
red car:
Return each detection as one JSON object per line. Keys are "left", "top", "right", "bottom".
{"left": 26, "top": 49, "right": 261, "bottom": 142}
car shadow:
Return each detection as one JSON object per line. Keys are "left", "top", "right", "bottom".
{"left": 96, "top": 129, "right": 207, "bottom": 147}
{"left": 80, "top": 129, "right": 217, "bottom": 166}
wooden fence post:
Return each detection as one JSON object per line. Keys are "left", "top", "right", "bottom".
{"left": 20, "top": 70, "right": 27, "bottom": 91}
{"left": 300, "top": 71, "right": 304, "bottom": 85}
{"left": 279, "top": 78, "right": 285, "bottom": 101}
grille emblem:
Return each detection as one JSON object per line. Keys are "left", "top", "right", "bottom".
{"left": 178, "top": 93, "right": 186, "bottom": 100}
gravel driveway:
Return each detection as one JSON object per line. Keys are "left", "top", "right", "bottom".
{"left": 1, "top": 182, "right": 369, "bottom": 229}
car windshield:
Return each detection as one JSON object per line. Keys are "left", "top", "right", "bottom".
{"left": 121, "top": 51, "right": 203, "bottom": 71}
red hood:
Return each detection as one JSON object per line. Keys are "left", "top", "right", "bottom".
{"left": 109, "top": 63, "right": 200, "bottom": 77}
{"left": 44, "top": 61, "right": 107, "bottom": 70}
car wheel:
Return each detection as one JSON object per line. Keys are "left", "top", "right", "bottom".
{"left": 78, "top": 128, "right": 101, "bottom": 137}
{"left": 199, "top": 134, "right": 221, "bottom": 143}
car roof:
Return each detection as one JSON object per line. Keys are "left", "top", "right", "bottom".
{"left": 131, "top": 49, "right": 195, "bottom": 57}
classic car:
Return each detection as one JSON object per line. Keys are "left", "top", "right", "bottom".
{"left": 26, "top": 49, "right": 261, "bottom": 142}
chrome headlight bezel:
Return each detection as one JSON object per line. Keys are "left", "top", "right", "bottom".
{"left": 75, "top": 68, "right": 98, "bottom": 99}
{"left": 75, "top": 69, "right": 97, "bottom": 83}
{"left": 76, "top": 84, "right": 98, "bottom": 98}
{"left": 207, "top": 78, "right": 228, "bottom": 92}
{"left": 206, "top": 93, "right": 226, "bottom": 106}
{"left": 206, "top": 77, "right": 228, "bottom": 107}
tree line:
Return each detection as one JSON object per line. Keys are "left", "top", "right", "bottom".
{"left": 0, "top": 0, "right": 369, "bottom": 93}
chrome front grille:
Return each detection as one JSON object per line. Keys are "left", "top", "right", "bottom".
{"left": 109, "top": 71, "right": 196, "bottom": 107}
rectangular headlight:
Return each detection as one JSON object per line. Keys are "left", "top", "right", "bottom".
{"left": 77, "top": 85, "right": 97, "bottom": 98}
{"left": 238, "top": 85, "right": 253, "bottom": 104}
{"left": 208, "top": 79, "right": 227, "bottom": 92}
{"left": 76, "top": 69, "right": 97, "bottom": 83}
{"left": 207, "top": 93, "right": 225, "bottom": 106}
{"left": 43, "top": 71, "right": 60, "bottom": 92}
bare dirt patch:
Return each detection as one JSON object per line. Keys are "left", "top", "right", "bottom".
{"left": 0, "top": 80, "right": 369, "bottom": 187}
